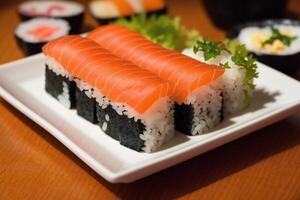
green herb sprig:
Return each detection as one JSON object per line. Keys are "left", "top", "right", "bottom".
{"left": 262, "top": 27, "right": 297, "bottom": 47}
{"left": 219, "top": 62, "right": 230, "bottom": 69}
{"left": 193, "top": 38, "right": 230, "bottom": 61}
{"left": 192, "top": 38, "right": 259, "bottom": 104}
{"left": 231, "top": 44, "right": 258, "bottom": 90}
{"left": 222, "top": 39, "right": 258, "bottom": 90}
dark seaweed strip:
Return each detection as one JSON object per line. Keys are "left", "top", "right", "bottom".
{"left": 175, "top": 103, "right": 194, "bottom": 135}
{"left": 45, "top": 65, "right": 76, "bottom": 108}
{"left": 75, "top": 87, "right": 98, "bottom": 124}
{"left": 96, "top": 104, "right": 146, "bottom": 152}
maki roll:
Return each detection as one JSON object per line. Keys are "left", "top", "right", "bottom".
{"left": 17, "top": 1, "right": 84, "bottom": 34}
{"left": 15, "top": 18, "right": 70, "bottom": 56}
{"left": 183, "top": 39, "right": 258, "bottom": 115}
{"left": 89, "top": 0, "right": 166, "bottom": 25}
{"left": 43, "top": 35, "right": 175, "bottom": 152}
{"left": 228, "top": 19, "right": 300, "bottom": 75}
{"left": 87, "top": 25, "right": 225, "bottom": 135}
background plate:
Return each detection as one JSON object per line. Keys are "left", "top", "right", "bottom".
{"left": 0, "top": 54, "right": 300, "bottom": 183}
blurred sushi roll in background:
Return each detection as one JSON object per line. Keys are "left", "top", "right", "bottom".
{"left": 15, "top": 18, "right": 70, "bottom": 56}
{"left": 228, "top": 19, "right": 300, "bottom": 75}
{"left": 89, "top": 0, "right": 167, "bottom": 25}
{"left": 43, "top": 35, "right": 175, "bottom": 152}
{"left": 17, "top": 1, "right": 84, "bottom": 34}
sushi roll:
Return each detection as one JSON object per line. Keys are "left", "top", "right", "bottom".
{"left": 17, "top": 1, "right": 84, "bottom": 34}
{"left": 228, "top": 19, "right": 300, "bottom": 75}
{"left": 87, "top": 25, "right": 224, "bottom": 135}
{"left": 43, "top": 35, "right": 175, "bottom": 152}
{"left": 89, "top": 0, "right": 167, "bottom": 25}
{"left": 182, "top": 39, "right": 258, "bottom": 115}
{"left": 15, "top": 18, "right": 70, "bottom": 56}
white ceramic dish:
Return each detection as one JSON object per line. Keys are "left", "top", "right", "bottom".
{"left": 0, "top": 54, "right": 300, "bottom": 183}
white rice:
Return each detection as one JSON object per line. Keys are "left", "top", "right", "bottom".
{"left": 182, "top": 48, "right": 252, "bottom": 115}
{"left": 15, "top": 18, "right": 70, "bottom": 43}
{"left": 57, "top": 81, "right": 71, "bottom": 108}
{"left": 238, "top": 24, "right": 300, "bottom": 56}
{"left": 46, "top": 56, "right": 175, "bottom": 152}
{"left": 46, "top": 57, "right": 73, "bottom": 80}
{"left": 19, "top": 1, "right": 84, "bottom": 17}
{"left": 185, "top": 84, "right": 222, "bottom": 135}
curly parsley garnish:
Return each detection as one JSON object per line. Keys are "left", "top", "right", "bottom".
{"left": 192, "top": 38, "right": 259, "bottom": 103}
{"left": 262, "top": 27, "right": 297, "bottom": 47}
{"left": 193, "top": 38, "right": 230, "bottom": 61}
{"left": 194, "top": 39, "right": 258, "bottom": 105}
{"left": 220, "top": 62, "right": 230, "bottom": 69}
{"left": 231, "top": 44, "right": 258, "bottom": 89}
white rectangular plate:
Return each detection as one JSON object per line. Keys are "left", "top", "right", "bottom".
{"left": 1, "top": 54, "right": 300, "bottom": 183}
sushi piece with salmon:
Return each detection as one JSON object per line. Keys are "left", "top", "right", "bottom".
{"left": 15, "top": 18, "right": 70, "bottom": 56}
{"left": 182, "top": 39, "right": 258, "bottom": 114}
{"left": 43, "top": 35, "right": 175, "bottom": 152}
{"left": 87, "top": 25, "right": 224, "bottom": 135}
{"left": 89, "top": 0, "right": 166, "bottom": 25}
{"left": 17, "top": 1, "right": 84, "bottom": 34}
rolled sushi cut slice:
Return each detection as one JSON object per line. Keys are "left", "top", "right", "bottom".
{"left": 87, "top": 25, "right": 225, "bottom": 135}
{"left": 43, "top": 35, "right": 175, "bottom": 152}
{"left": 18, "top": 1, "right": 84, "bottom": 34}
{"left": 228, "top": 19, "right": 300, "bottom": 75}
{"left": 15, "top": 18, "right": 70, "bottom": 56}
{"left": 182, "top": 39, "right": 258, "bottom": 115}
{"left": 45, "top": 61, "right": 76, "bottom": 109}
{"left": 89, "top": 0, "right": 166, "bottom": 25}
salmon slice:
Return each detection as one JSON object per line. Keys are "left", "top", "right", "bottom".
{"left": 111, "top": 0, "right": 134, "bottom": 16}
{"left": 27, "top": 25, "right": 60, "bottom": 40}
{"left": 43, "top": 35, "right": 172, "bottom": 114}
{"left": 140, "top": 0, "right": 165, "bottom": 11}
{"left": 87, "top": 25, "right": 224, "bottom": 104}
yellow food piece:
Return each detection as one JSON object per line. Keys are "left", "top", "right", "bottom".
{"left": 264, "top": 40, "right": 285, "bottom": 54}
{"left": 251, "top": 29, "right": 292, "bottom": 54}
{"left": 281, "top": 30, "right": 292, "bottom": 37}
{"left": 251, "top": 32, "right": 269, "bottom": 49}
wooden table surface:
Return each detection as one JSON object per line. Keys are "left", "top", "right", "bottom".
{"left": 1, "top": 0, "right": 300, "bottom": 199}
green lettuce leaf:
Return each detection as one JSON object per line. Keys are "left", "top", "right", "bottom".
{"left": 114, "top": 13, "right": 202, "bottom": 51}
